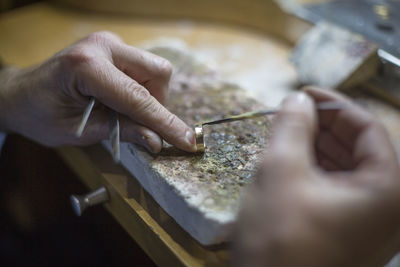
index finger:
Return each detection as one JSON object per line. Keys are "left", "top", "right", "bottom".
{"left": 81, "top": 59, "right": 197, "bottom": 152}
{"left": 81, "top": 32, "right": 172, "bottom": 104}
{"left": 110, "top": 40, "right": 172, "bottom": 104}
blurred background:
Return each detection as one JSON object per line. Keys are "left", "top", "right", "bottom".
{"left": 1, "top": 0, "right": 400, "bottom": 266}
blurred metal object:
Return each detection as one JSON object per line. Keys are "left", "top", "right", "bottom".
{"left": 109, "top": 110, "right": 120, "bottom": 163}
{"left": 288, "top": 0, "right": 400, "bottom": 107}
{"left": 369, "top": 49, "right": 400, "bottom": 104}
{"left": 374, "top": 3, "right": 390, "bottom": 19}
{"left": 374, "top": 2, "right": 393, "bottom": 31}
{"left": 379, "top": 49, "right": 400, "bottom": 69}
{"left": 298, "top": 0, "right": 400, "bottom": 58}
{"left": 378, "top": 49, "right": 400, "bottom": 91}
{"left": 70, "top": 187, "right": 109, "bottom": 216}
{"left": 76, "top": 97, "right": 95, "bottom": 137}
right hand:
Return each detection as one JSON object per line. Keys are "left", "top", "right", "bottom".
{"left": 234, "top": 88, "right": 400, "bottom": 267}
{"left": 0, "top": 31, "right": 197, "bottom": 153}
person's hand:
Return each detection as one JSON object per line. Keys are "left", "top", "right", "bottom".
{"left": 234, "top": 88, "right": 400, "bottom": 267}
{"left": 0, "top": 31, "right": 197, "bottom": 153}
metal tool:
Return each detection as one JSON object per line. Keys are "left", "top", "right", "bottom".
{"left": 194, "top": 101, "right": 347, "bottom": 152}
{"left": 75, "top": 97, "right": 95, "bottom": 137}
{"left": 373, "top": 2, "right": 393, "bottom": 31}
{"left": 75, "top": 97, "right": 121, "bottom": 163}
{"left": 109, "top": 110, "right": 121, "bottom": 163}
{"left": 70, "top": 186, "right": 109, "bottom": 216}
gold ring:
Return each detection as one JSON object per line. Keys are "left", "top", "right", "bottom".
{"left": 194, "top": 125, "right": 205, "bottom": 152}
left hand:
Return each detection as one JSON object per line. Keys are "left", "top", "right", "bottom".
{"left": 0, "top": 31, "right": 197, "bottom": 153}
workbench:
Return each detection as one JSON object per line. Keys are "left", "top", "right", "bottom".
{"left": 1, "top": 1, "right": 400, "bottom": 266}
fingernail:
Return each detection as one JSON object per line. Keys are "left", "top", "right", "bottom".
{"left": 140, "top": 133, "right": 162, "bottom": 154}
{"left": 140, "top": 135, "right": 154, "bottom": 153}
{"left": 284, "top": 92, "right": 313, "bottom": 108}
{"left": 185, "top": 129, "right": 197, "bottom": 152}
{"left": 292, "top": 92, "right": 309, "bottom": 103}
{"left": 282, "top": 92, "right": 316, "bottom": 133}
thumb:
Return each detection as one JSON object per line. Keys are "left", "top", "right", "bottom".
{"left": 269, "top": 92, "right": 317, "bottom": 168}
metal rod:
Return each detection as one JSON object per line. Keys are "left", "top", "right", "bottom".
{"left": 76, "top": 97, "right": 95, "bottom": 137}
{"left": 378, "top": 49, "right": 400, "bottom": 69}
{"left": 202, "top": 101, "right": 347, "bottom": 126}
{"left": 109, "top": 110, "right": 120, "bottom": 163}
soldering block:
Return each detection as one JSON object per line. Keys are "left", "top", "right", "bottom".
{"left": 104, "top": 46, "right": 270, "bottom": 245}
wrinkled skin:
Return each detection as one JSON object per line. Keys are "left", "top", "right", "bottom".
{"left": 234, "top": 88, "right": 400, "bottom": 267}
{"left": 0, "top": 31, "right": 197, "bottom": 153}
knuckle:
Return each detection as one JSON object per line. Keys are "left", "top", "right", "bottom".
{"left": 85, "top": 31, "right": 120, "bottom": 44}
{"left": 62, "top": 46, "right": 97, "bottom": 68}
{"left": 164, "top": 112, "right": 178, "bottom": 129}
{"left": 284, "top": 119, "right": 307, "bottom": 132}
{"left": 371, "top": 120, "right": 386, "bottom": 134}
{"left": 283, "top": 112, "right": 311, "bottom": 127}
{"left": 268, "top": 144, "right": 302, "bottom": 170}
{"left": 372, "top": 122, "right": 397, "bottom": 160}
{"left": 275, "top": 113, "right": 312, "bottom": 139}
{"left": 130, "top": 84, "right": 151, "bottom": 103}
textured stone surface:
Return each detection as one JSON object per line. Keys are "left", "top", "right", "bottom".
{"left": 106, "top": 46, "right": 270, "bottom": 245}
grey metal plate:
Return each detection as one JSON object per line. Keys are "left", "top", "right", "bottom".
{"left": 304, "top": 0, "right": 400, "bottom": 58}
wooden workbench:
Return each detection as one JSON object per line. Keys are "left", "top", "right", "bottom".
{"left": 2, "top": 1, "right": 400, "bottom": 266}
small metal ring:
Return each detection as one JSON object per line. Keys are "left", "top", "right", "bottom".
{"left": 194, "top": 124, "right": 205, "bottom": 152}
